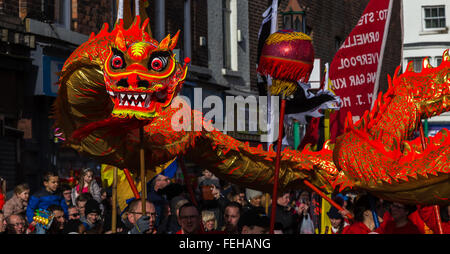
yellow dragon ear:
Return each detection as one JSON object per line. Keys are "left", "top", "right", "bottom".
{"left": 169, "top": 30, "right": 180, "bottom": 51}
{"left": 443, "top": 49, "right": 450, "bottom": 62}
{"left": 115, "top": 29, "right": 127, "bottom": 52}
{"left": 158, "top": 34, "right": 171, "bottom": 50}
{"left": 157, "top": 31, "right": 180, "bottom": 51}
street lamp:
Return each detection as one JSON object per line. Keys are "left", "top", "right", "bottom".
{"left": 281, "top": 10, "right": 306, "bottom": 33}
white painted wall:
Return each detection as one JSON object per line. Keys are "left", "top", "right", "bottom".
{"left": 402, "top": 0, "right": 450, "bottom": 68}
{"left": 402, "top": 0, "right": 450, "bottom": 124}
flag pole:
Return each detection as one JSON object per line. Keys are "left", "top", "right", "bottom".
{"left": 269, "top": 94, "right": 286, "bottom": 234}
{"left": 139, "top": 127, "right": 147, "bottom": 214}
{"left": 371, "top": 0, "right": 393, "bottom": 108}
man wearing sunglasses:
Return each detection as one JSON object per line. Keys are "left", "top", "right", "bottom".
{"left": 68, "top": 205, "right": 81, "bottom": 220}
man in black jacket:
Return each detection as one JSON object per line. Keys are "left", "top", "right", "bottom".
{"left": 268, "top": 190, "right": 298, "bottom": 234}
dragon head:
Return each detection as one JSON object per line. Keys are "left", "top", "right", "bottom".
{"left": 103, "top": 23, "right": 188, "bottom": 120}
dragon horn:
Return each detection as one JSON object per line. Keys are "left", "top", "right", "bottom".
{"left": 405, "top": 61, "right": 414, "bottom": 72}
{"left": 158, "top": 34, "right": 171, "bottom": 50}
{"left": 443, "top": 49, "right": 450, "bottom": 62}
{"left": 141, "top": 18, "right": 150, "bottom": 38}
{"left": 169, "top": 30, "right": 181, "bottom": 51}
{"left": 422, "top": 57, "right": 432, "bottom": 69}
{"left": 115, "top": 29, "right": 127, "bottom": 51}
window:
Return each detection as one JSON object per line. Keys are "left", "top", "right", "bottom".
{"left": 406, "top": 57, "right": 430, "bottom": 72}
{"left": 43, "top": 0, "right": 71, "bottom": 29}
{"left": 55, "top": 0, "right": 71, "bottom": 29}
{"left": 423, "top": 6, "right": 446, "bottom": 30}
{"left": 222, "top": 0, "right": 237, "bottom": 71}
{"left": 335, "top": 36, "right": 343, "bottom": 51}
{"left": 282, "top": 13, "right": 304, "bottom": 32}
{"left": 436, "top": 57, "right": 442, "bottom": 66}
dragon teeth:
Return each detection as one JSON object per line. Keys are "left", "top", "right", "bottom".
{"left": 124, "top": 101, "right": 129, "bottom": 106}
{"left": 145, "top": 94, "right": 151, "bottom": 107}
{"left": 134, "top": 94, "right": 139, "bottom": 100}
{"left": 108, "top": 91, "right": 114, "bottom": 96}
{"left": 131, "top": 101, "right": 135, "bottom": 107}
{"left": 127, "top": 94, "right": 132, "bottom": 100}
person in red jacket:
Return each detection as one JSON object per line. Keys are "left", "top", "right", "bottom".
{"left": 342, "top": 194, "right": 383, "bottom": 234}
{"left": 377, "top": 202, "right": 421, "bottom": 234}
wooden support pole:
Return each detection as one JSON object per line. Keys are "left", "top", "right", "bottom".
{"left": 140, "top": 127, "right": 147, "bottom": 214}
{"left": 269, "top": 96, "right": 286, "bottom": 234}
{"left": 265, "top": 193, "right": 270, "bottom": 215}
{"left": 111, "top": 167, "right": 118, "bottom": 233}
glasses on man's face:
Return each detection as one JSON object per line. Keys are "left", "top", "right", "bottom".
{"left": 130, "top": 212, "right": 158, "bottom": 218}
{"left": 63, "top": 192, "right": 71, "bottom": 195}
{"left": 13, "top": 223, "right": 25, "bottom": 227}
{"left": 179, "top": 215, "right": 199, "bottom": 221}
{"left": 69, "top": 213, "right": 80, "bottom": 217}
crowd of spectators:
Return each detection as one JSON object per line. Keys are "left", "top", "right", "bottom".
{"left": 0, "top": 168, "right": 448, "bottom": 235}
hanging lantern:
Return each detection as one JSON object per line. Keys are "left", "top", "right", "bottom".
{"left": 257, "top": 30, "right": 314, "bottom": 97}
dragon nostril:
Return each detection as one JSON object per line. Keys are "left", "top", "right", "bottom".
{"left": 117, "top": 79, "right": 128, "bottom": 88}
{"left": 137, "top": 80, "right": 150, "bottom": 88}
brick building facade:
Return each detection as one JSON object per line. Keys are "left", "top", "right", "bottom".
{"left": 0, "top": 0, "right": 114, "bottom": 191}
{"left": 144, "top": 0, "right": 208, "bottom": 68}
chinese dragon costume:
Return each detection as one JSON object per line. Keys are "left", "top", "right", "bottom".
{"left": 54, "top": 10, "right": 449, "bottom": 206}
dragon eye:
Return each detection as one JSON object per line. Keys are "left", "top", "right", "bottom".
{"left": 150, "top": 56, "right": 168, "bottom": 71}
{"left": 111, "top": 55, "right": 125, "bottom": 69}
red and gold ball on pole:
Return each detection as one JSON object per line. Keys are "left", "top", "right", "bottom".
{"left": 257, "top": 30, "right": 315, "bottom": 96}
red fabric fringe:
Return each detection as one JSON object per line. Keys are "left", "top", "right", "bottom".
{"left": 257, "top": 56, "right": 313, "bottom": 82}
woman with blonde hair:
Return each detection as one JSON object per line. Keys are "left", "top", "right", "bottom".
{"left": 3, "top": 183, "right": 30, "bottom": 218}
{"left": 202, "top": 210, "right": 218, "bottom": 232}
{"left": 71, "top": 168, "right": 102, "bottom": 205}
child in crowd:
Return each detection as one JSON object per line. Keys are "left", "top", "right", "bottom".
{"left": 26, "top": 171, "right": 68, "bottom": 223}
{"left": 81, "top": 199, "right": 103, "bottom": 233}
{"left": 3, "top": 183, "right": 30, "bottom": 218}
{"left": 71, "top": 168, "right": 102, "bottom": 205}
{"left": 61, "top": 184, "right": 73, "bottom": 207}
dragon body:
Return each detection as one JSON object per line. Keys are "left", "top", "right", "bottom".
{"left": 54, "top": 17, "right": 450, "bottom": 206}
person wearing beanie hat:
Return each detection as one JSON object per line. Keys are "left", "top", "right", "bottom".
{"left": 326, "top": 206, "right": 348, "bottom": 234}
{"left": 238, "top": 209, "right": 270, "bottom": 234}
{"left": 81, "top": 199, "right": 102, "bottom": 232}
{"left": 243, "top": 189, "right": 265, "bottom": 214}
{"left": 246, "top": 189, "right": 262, "bottom": 203}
